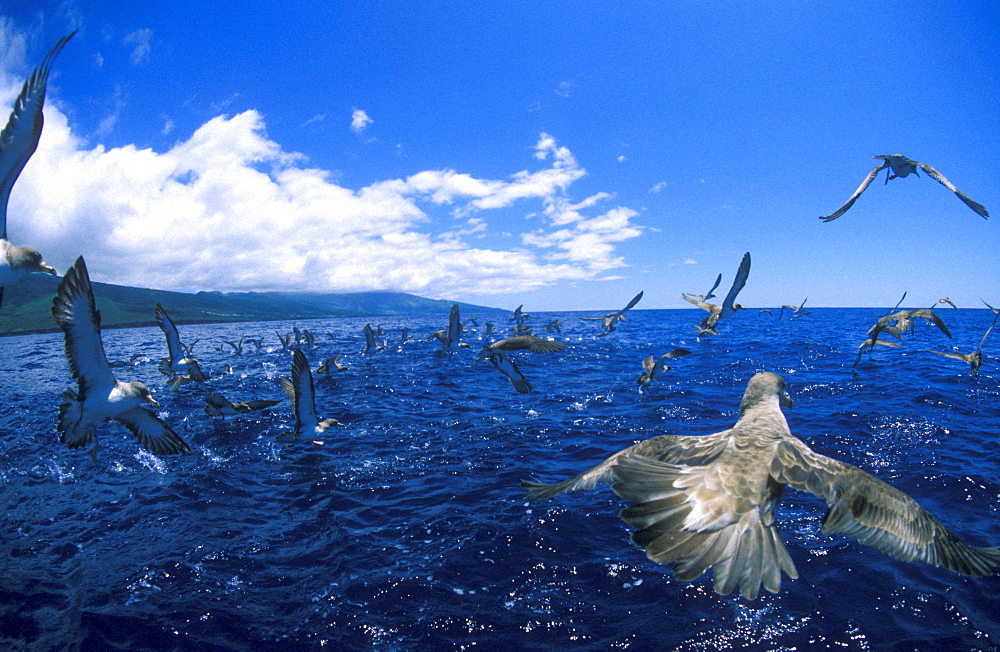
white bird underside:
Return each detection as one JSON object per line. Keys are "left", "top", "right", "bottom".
{"left": 0, "top": 33, "right": 72, "bottom": 305}
{"left": 51, "top": 256, "right": 189, "bottom": 455}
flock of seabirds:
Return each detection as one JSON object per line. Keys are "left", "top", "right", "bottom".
{"left": 2, "top": 33, "right": 1000, "bottom": 602}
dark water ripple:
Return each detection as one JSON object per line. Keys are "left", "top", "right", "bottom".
{"left": 1, "top": 308, "right": 999, "bottom": 649}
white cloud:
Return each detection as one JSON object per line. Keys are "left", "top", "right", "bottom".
{"left": 650, "top": 181, "right": 667, "bottom": 193}
{"left": 684, "top": 258, "right": 697, "bottom": 265}
{"left": 350, "top": 108, "right": 372, "bottom": 133}
{"left": 123, "top": 28, "right": 153, "bottom": 65}
{"left": 4, "top": 51, "right": 644, "bottom": 299}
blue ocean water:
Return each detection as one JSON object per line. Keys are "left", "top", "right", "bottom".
{"left": 1, "top": 307, "right": 998, "bottom": 650}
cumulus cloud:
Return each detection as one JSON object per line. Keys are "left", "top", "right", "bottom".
{"left": 350, "top": 108, "right": 372, "bottom": 133}
{"left": 4, "top": 51, "right": 644, "bottom": 299}
{"left": 123, "top": 28, "right": 152, "bottom": 65}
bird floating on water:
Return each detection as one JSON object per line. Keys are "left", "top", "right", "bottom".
{"left": 819, "top": 154, "right": 989, "bottom": 222}
{"left": 522, "top": 372, "right": 1000, "bottom": 600}
{"left": 0, "top": 32, "right": 74, "bottom": 306}
{"left": 52, "top": 257, "right": 190, "bottom": 458}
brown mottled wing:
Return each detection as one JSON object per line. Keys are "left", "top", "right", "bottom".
{"left": 521, "top": 430, "right": 731, "bottom": 502}
{"left": 916, "top": 161, "right": 988, "bottom": 218}
{"left": 772, "top": 439, "right": 1000, "bottom": 576}
{"left": 491, "top": 335, "right": 566, "bottom": 353}
{"left": 612, "top": 453, "right": 798, "bottom": 600}
{"left": 907, "top": 308, "right": 953, "bottom": 338}
{"left": 819, "top": 163, "right": 885, "bottom": 222}
{"left": 682, "top": 293, "right": 715, "bottom": 312}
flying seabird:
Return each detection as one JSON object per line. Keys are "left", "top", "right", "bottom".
{"left": 522, "top": 372, "right": 1000, "bottom": 600}
{"left": 781, "top": 297, "right": 809, "bottom": 317}
{"left": 689, "top": 273, "right": 722, "bottom": 301}
{"left": 869, "top": 308, "right": 952, "bottom": 341}
{"left": 580, "top": 290, "right": 644, "bottom": 334}
{"left": 852, "top": 337, "right": 905, "bottom": 367}
{"left": 155, "top": 303, "right": 207, "bottom": 383}
{"left": 637, "top": 349, "right": 691, "bottom": 386}
{"left": 478, "top": 335, "right": 567, "bottom": 356}
{"left": 203, "top": 393, "right": 280, "bottom": 418}
{"left": 935, "top": 297, "right": 958, "bottom": 310}
{"left": 927, "top": 311, "right": 998, "bottom": 376}
{"left": 363, "top": 324, "right": 384, "bottom": 352}
{"left": 509, "top": 305, "right": 530, "bottom": 323}
{"left": 543, "top": 319, "right": 562, "bottom": 333}
{"left": 820, "top": 154, "right": 989, "bottom": 222}
{"left": 220, "top": 335, "right": 248, "bottom": 354}
{"left": 683, "top": 252, "right": 751, "bottom": 332}
{"left": 479, "top": 348, "right": 533, "bottom": 394}
{"left": 51, "top": 257, "right": 190, "bottom": 457}
{"left": 279, "top": 349, "right": 343, "bottom": 438}
{"left": 443, "top": 303, "right": 462, "bottom": 352}
{"left": 317, "top": 354, "right": 349, "bottom": 373}
{"left": 108, "top": 353, "right": 146, "bottom": 368}
{"left": 0, "top": 32, "right": 74, "bottom": 306}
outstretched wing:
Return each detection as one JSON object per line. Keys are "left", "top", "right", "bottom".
{"left": 703, "top": 274, "right": 722, "bottom": 301}
{"left": 51, "top": 256, "right": 115, "bottom": 398}
{"left": 446, "top": 303, "right": 461, "bottom": 350}
{"left": 287, "top": 348, "right": 319, "bottom": 435}
{"left": 719, "top": 252, "right": 751, "bottom": 319}
{"left": 618, "top": 290, "right": 644, "bottom": 315}
{"left": 772, "top": 439, "right": 1000, "bottom": 576}
{"left": 819, "top": 163, "right": 885, "bottom": 222}
{"left": 488, "top": 350, "right": 533, "bottom": 394}
{"left": 916, "top": 161, "right": 989, "bottom": 218}
{"left": 113, "top": 406, "right": 191, "bottom": 455}
{"left": 154, "top": 303, "right": 185, "bottom": 364}
{"left": 521, "top": 430, "right": 731, "bottom": 502}
{"left": 491, "top": 335, "right": 566, "bottom": 353}
{"left": 0, "top": 31, "right": 75, "bottom": 239}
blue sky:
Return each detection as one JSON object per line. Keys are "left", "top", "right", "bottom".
{"left": 1, "top": 1, "right": 997, "bottom": 310}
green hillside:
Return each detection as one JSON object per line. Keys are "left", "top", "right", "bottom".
{"left": 0, "top": 274, "right": 503, "bottom": 336}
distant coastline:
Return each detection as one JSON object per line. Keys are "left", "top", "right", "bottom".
{"left": 0, "top": 274, "right": 505, "bottom": 337}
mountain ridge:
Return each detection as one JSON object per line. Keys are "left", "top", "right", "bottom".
{"left": 0, "top": 274, "right": 504, "bottom": 336}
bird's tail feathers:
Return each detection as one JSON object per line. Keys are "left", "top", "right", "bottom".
{"left": 614, "top": 454, "right": 797, "bottom": 600}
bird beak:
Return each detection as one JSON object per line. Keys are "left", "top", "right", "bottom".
{"left": 780, "top": 391, "right": 793, "bottom": 409}
{"left": 146, "top": 395, "right": 160, "bottom": 407}
{"left": 42, "top": 263, "right": 57, "bottom": 275}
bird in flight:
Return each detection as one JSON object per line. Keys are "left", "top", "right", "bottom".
{"left": 819, "top": 154, "right": 989, "bottom": 222}
{"left": 0, "top": 32, "right": 74, "bottom": 306}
